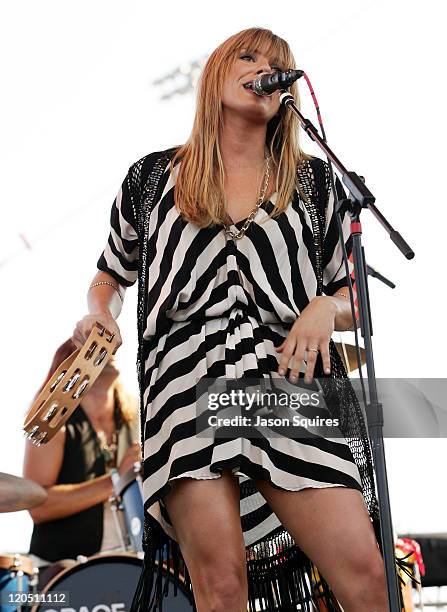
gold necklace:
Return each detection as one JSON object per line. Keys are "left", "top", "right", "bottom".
{"left": 96, "top": 402, "right": 120, "bottom": 470}
{"left": 97, "top": 429, "right": 118, "bottom": 470}
{"left": 223, "top": 157, "right": 271, "bottom": 240}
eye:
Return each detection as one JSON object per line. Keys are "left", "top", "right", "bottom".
{"left": 240, "top": 54, "right": 255, "bottom": 62}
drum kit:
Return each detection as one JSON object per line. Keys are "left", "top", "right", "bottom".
{"left": 0, "top": 467, "right": 193, "bottom": 612}
{"left": 1, "top": 323, "right": 193, "bottom": 611}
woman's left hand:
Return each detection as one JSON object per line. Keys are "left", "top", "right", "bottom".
{"left": 276, "top": 296, "right": 337, "bottom": 383}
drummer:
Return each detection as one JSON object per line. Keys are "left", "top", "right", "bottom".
{"left": 22, "top": 338, "right": 141, "bottom": 587}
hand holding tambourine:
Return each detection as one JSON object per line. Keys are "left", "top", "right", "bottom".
{"left": 72, "top": 313, "right": 122, "bottom": 351}
{"left": 23, "top": 321, "right": 119, "bottom": 446}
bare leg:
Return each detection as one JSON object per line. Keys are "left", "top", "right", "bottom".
{"left": 254, "top": 480, "right": 388, "bottom": 612}
{"left": 163, "top": 469, "right": 248, "bottom": 612}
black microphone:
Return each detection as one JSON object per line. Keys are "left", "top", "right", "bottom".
{"left": 248, "top": 69, "right": 304, "bottom": 96}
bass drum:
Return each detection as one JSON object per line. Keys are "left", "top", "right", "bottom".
{"left": 0, "top": 554, "right": 36, "bottom": 612}
{"left": 33, "top": 552, "right": 193, "bottom": 611}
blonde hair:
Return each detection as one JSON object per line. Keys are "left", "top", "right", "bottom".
{"left": 113, "top": 378, "right": 138, "bottom": 425}
{"left": 171, "top": 27, "right": 311, "bottom": 228}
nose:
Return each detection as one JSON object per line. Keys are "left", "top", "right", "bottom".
{"left": 256, "top": 60, "right": 273, "bottom": 75}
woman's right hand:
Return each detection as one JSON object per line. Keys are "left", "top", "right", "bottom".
{"left": 72, "top": 313, "right": 123, "bottom": 352}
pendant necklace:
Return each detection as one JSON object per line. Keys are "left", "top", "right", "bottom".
{"left": 223, "top": 156, "right": 271, "bottom": 240}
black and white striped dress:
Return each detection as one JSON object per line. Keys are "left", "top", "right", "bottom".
{"left": 98, "top": 153, "right": 364, "bottom": 610}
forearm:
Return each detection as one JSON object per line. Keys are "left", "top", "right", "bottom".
{"left": 88, "top": 271, "right": 124, "bottom": 319}
{"left": 30, "top": 474, "right": 113, "bottom": 524}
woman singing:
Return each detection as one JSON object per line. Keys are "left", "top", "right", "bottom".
{"left": 72, "top": 27, "right": 389, "bottom": 612}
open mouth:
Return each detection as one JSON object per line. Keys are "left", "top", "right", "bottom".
{"left": 242, "top": 81, "right": 262, "bottom": 97}
{"left": 242, "top": 81, "right": 273, "bottom": 98}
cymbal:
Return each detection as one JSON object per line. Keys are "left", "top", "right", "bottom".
{"left": 0, "top": 472, "right": 47, "bottom": 513}
{"left": 334, "top": 342, "right": 366, "bottom": 373}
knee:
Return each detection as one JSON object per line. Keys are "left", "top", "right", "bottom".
{"left": 357, "top": 548, "right": 386, "bottom": 587}
{"left": 196, "top": 563, "right": 247, "bottom": 611}
{"left": 367, "top": 555, "right": 387, "bottom": 596}
{"left": 343, "top": 552, "right": 387, "bottom": 608}
{"left": 210, "top": 576, "right": 246, "bottom": 611}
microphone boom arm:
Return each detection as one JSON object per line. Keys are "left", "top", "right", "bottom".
{"left": 279, "top": 92, "right": 414, "bottom": 259}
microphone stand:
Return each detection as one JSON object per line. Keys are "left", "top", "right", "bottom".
{"left": 279, "top": 91, "right": 415, "bottom": 612}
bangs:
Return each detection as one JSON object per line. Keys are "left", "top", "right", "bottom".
{"left": 226, "top": 28, "right": 295, "bottom": 72}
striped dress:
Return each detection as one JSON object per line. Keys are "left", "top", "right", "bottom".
{"left": 97, "top": 152, "right": 366, "bottom": 611}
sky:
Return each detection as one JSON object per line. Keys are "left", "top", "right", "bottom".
{"left": 1, "top": 0, "right": 446, "bottom": 554}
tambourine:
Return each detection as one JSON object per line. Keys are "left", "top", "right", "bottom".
{"left": 23, "top": 322, "right": 118, "bottom": 446}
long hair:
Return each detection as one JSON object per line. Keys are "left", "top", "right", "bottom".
{"left": 113, "top": 377, "right": 138, "bottom": 425}
{"left": 171, "top": 27, "right": 311, "bottom": 228}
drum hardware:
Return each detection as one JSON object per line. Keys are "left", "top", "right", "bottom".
{"left": 0, "top": 553, "right": 38, "bottom": 611}
{"left": 110, "top": 463, "right": 144, "bottom": 553}
{"left": 11, "top": 554, "right": 26, "bottom": 596}
{"left": 108, "top": 491, "right": 130, "bottom": 552}
{"left": 30, "top": 567, "right": 40, "bottom": 595}
{"left": 23, "top": 323, "right": 118, "bottom": 445}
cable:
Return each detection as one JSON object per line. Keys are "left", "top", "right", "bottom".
{"left": 300, "top": 71, "right": 368, "bottom": 409}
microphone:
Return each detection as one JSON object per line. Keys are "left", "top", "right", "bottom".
{"left": 248, "top": 69, "right": 304, "bottom": 96}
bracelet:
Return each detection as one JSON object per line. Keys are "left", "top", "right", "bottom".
{"left": 334, "top": 291, "right": 350, "bottom": 299}
{"left": 333, "top": 291, "right": 357, "bottom": 331}
{"left": 89, "top": 281, "right": 123, "bottom": 302}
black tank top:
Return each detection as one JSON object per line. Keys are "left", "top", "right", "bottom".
{"left": 29, "top": 405, "right": 134, "bottom": 562}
